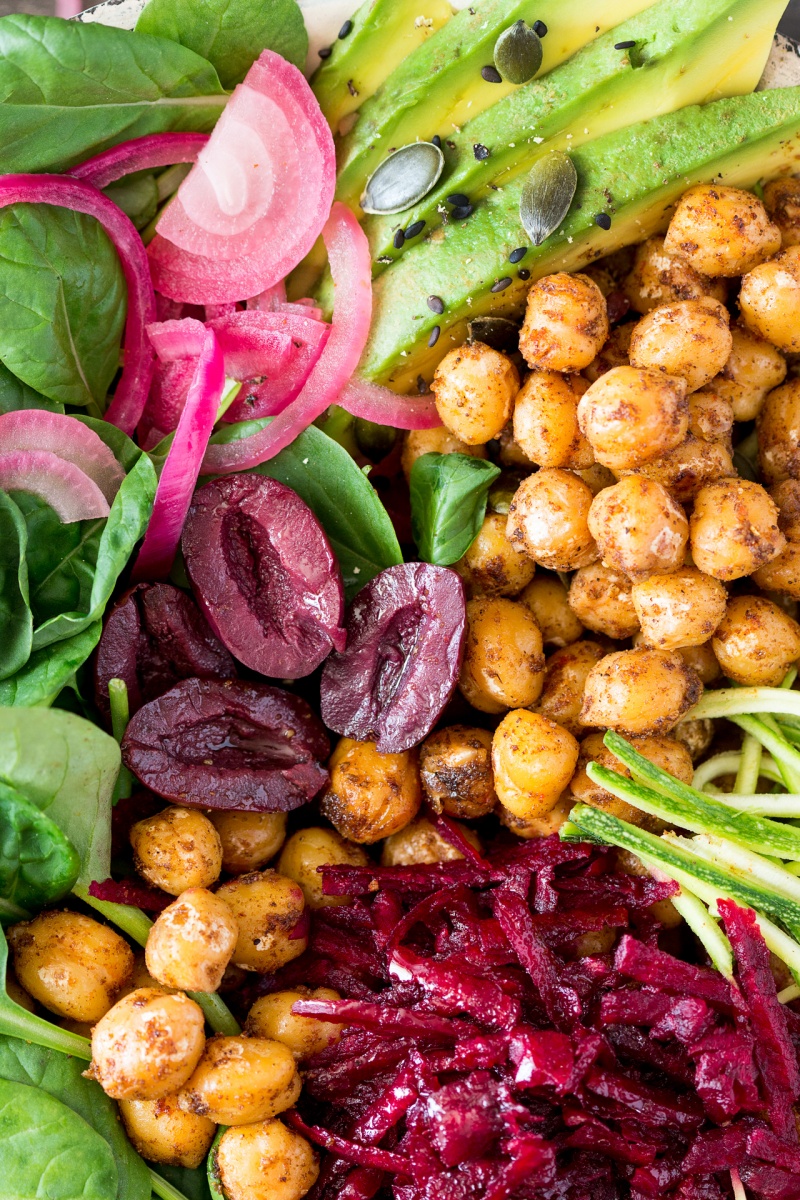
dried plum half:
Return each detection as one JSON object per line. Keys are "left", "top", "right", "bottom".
{"left": 182, "top": 474, "right": 345, "bottom": 680}
{"left": 94, "top": 582, "right": 237, "bottom": 725}
{"left": 320, "top": 562, "right": 466, "bottom": 753}
{"left": 122, "top": 678, "right": 330, "bottom": 812}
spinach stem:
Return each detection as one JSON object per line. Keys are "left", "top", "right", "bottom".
{"left": 150, "top": 1169, "right": 193, "bottom": 1200}
{"left": 107, "top": 677, "right": 134, "bottom": 801}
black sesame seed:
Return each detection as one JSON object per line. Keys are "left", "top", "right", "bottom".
{"left": 518, "top": 268, "right": 531, "bottom": 280}
{"left": 473, "top": 143, "right": 491, "bottom": 161}
{"left": 481, "top": 65, "right": 503, "bottom": 83}
{"left": 614, "top": 39, "right": 636, "bottom": 49}
{"left": 509, "top": 246, "right": 527, "bottom": 264}
{"left": 428, "top": 326, "right": 441, "bottom": 347}
{"left": 339, "top": 19, "right": 353, "bottom": 37}
{"left": 393, "top": 228, "right": 406, "bottom": 249}
{"left": 594, "top": 212, "right": 612, "bottom": 230}
{"left": 318, "top": 45, "right": 333, "bottom": 58}
{"left": 533, "top": 20, "right": 548, "bottom": 36}
{"left": 491, "top": 277, "right": 512, "bottom": 293}
{"left": 417, "top": 375, "right": 427, "bottom": 395}
{"left": 405, "top": 219, "right": 426, "bottom": 239}
{"left": 432, "top": 135, "right": 442, "bottom": 149}
{"left": 427, "top": 295, "right": 445, "bottom": 314}
{"left": 451, "top": 204, "right": 474, "bottom": 220}
{"left": 447, "top": 193, "right": 469, "bottom": 206}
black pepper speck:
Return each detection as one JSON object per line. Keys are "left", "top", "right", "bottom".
{"left": 518, "top": 268, "right": 531, "bottom": 281}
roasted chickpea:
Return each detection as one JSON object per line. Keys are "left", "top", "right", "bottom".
{"left": 712, "top": 595, "right": 800, "bottom": 686}
{"left": 664, "top": 184, "right": 780, "bottom": 276}
{"left": 130, "top": 806, "right": 222, "bottom": 896}
{"left": 120, "top": 952, "right": 177, "bottom": 998}
{"left": 512, "top": 371, "right": 593, "bottom": 469}
{"left": 629, "top": 298, "right": 732, "bottom": 394}
{"left": 492, "top": 710, "right": 579, "bottom": 820}
{"left": 576, "top": 463, "right": 617, "bottom": 495}
{"left": 519, "top": 575, "right": 584, "bottom": 647}
{"left": 245, "top": 988, "right": 342, "bottom": 1061}
{"left": 497, "top": 422, "right": 534, "bottom": 469}
{"left": 506, "top": 469, "right": 597, "bottom": 571}
{"left": 499, "top": 792, "right": 573, "bottom": 839}
{"left": 689, "top": 478, "right": 785, "bottom": 581}
{"left": 688, "top": 390, "right": 734, "bottom": 447}
{"left": 676, "top": 641, "right": 722, "bottom": 686}
{"left": 626, "top": 434, "right": 734, "bottom": 506}
{"left": 588, "top": 477, "right": 689, "bottom": 580}
{"left": 615, "top": 849, "right": 683, "bottom": 928}
{"left": 631, "top": 568, "right": 727, "bottom": 651}
{"left": 6, "top": 970, "right": 35, "bottom": 1013}
{"left": 419, "top": 725, "right": 497, "bottom": 819}
{"left": 580, "top": 648, "right": 702, "bottom": 735}
{"left": 764, "top": 177, "right": 800, "bottom": 247}
{"left": 570, "top": 732, "right": 694, "bottom": 828}
{"left": 208, "top": 811, "right": 286, "bottom": 875}
{"left": 215, "top": 871, "right": 307, "bottom": 973}
{"left": 536, "top": 640, "right": 606, "bottom": 737}
{"left": 8, "top": 911, "right": 133, "bottom": 1023}
{"left": 710, "top": 325, "right": 787, "bottom": 422}
{"left": 119, "top": 1094, "right": 216, "bottom": 1168}
{"left": 401, "top": 427, "right": 487, "bottom": 480}
{"left": 432, "top": 342, "right": 520, "bottom": 445}
{"left": 577, "top": 366, "right": 688, "bottom": 472}
{"left": 320, "top": 739, "right": 421, "bottom": 844}
{"left": 739, "top": 245, "right": 800, "bottom": 353}
{"left": 455, "top": 511, "right": 536, "bottom": 598}
{"left": 622, "top": 235, "right": 727, "bottom": 314}
{"left": 459, "top": 597, "right": 545, "bottom": 713}
{"left": 573, "top": 928, "right": 618, "bottom": 959}
{"left": 382, "top": 817, "right": 481, "bottom": 865}
{"left": 178, "top": 1036, "right": 300, "bottom": 1125}
{"left": 215, "top": 1120, "right": 318, "bottom": 1200}
{"left": 567, "top": 562, "right": 639, "bottom": 640}
{"left": 672, "top": 716, "right": 715, "bottom": 762}
{"left": 757, "top": 379, "right": 800, "bottom": 485}
{"left": 753, "top": 544, "right": 800, "bottom": 599}
{"left": 583, "top": 324, "right": 633, "bottom": 384}
{"left": 519, "top": 272, "right": 609, "bottom": 372}
{"left": 89, "top": 988, "right": 205, "bottom": 1100}
{"left": 145, "top": 889, "right": 238, "bottom": 993}
{"left": 277, "top": 826, "right": 369, "bottom": 908}
{"left": 771, "top": 480, "right": 800, "bottom": 543}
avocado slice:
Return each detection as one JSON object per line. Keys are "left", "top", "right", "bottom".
{"left": 358, "top": 86, "right": 800, "bottom": 393}
{"left": 365, "top": 0, "right": 787, "bottom": 271}
{"left": 311, "top": 0, "right": 454, "bottom": 134}
{"left": 334, "top": 0, "right": 658, "bottom": 210}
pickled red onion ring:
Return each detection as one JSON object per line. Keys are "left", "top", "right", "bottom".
{"left": 68, "top": 133, "right": 209, "bottom": 190}
{"left": 339, "top": 377, "right": 441, "bottom": 430}
{"left": 0, "top": 449, "right": 110, "bottom": 522}
{"left": 0, "top": 411, "right": 125, "bottom": 503}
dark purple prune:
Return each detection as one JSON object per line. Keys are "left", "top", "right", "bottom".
{"left": 122, "top": 678, "right": 330, "bottom": 811}
{"left": 182, "top": 474, "right": 345, "bottom": 680}
{"left": 94, "top": 582, "right": 237, "bottom": 725}
{"left": 320, "top": 562, "right": 466, "bottom": 753}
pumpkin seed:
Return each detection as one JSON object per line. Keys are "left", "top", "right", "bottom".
{"left": 519, "top": 152, "right": 577, "bottom": 246}
{"left": 468, "top": 316, "right": 520, "bottom": 354}
{"left": 494, "top": 21, "right": 543, "bottom": 86}
{"left": 361, "top": 142, "right": 445, "bottom": 215}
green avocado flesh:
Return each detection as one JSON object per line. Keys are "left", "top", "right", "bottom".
{"left": 334, "top": 0, "right": 657, "bottom": 210}
{"left": 359, "top": 86, "right": 800, "bottom": 393}
{"left": 365, "top": 0, "right": 786, "bottom": 270}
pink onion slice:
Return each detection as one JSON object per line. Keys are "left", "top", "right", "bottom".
{"left": 0, "top": 410, "right": 125, "bottom": 502}
{"left": 248, "top": 282, "right": 287, "bottom": 310}
{"left": 0, "top": 175, "right": 156, "bottom": 436}
{"left": 211, "top": 310, "right": 329, "bottom": 421}
{"left": 0, "top": 449, "right": 110, "bottom": 522}
{"left": 339, "top": 377, "right": 441, "bottom": 431}
{"left": 132, "top": 321, "right": 225, "bottom": 581}
{"left": 205, "top": 311, "right": 295, "bottom": 380}
{"left": 139, "top": 356, "right": 198, "bottom": 451}
{"left": 68, "top": 133, "right": 209, "bottom": 190}
{"left": 203, "top": 203, "right": 370, "bottom": 471}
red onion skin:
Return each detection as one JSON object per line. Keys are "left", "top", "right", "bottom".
{"left": 0, "top": 449, "right": 109, "bottom": 521}
{"left": 68, "top": 133, "right": 210, "bottom": 190}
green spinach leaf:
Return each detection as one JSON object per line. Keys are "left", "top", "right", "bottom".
{"left": 410, "top": 452, "right": 501, "bottom": 566}
{"left": 0, "top": 621, "right": 102, "bottom": 708}
{"left": 0, "top": 361, "right": 63, "bottom": 414}
{"left": 0, "top": 493, "right": 32, "bottom": 682}
{"left": 159, "top": 1164, "right": 213, "bottom": 1200}
{"left": 0, "top": 15, "right": 227, "bottom": 175}
{"left": 104, "top": 173, "right": 160, "bottom": 232}
{"left": 0, "top": 782, "right": 79, "bottom": 909}
{"left": 0, "top": 926, "right": 91, "bottom": 1057}
{"left": 0, "top": 204, "right": 126, "bottom": 409}
{"left": 207, "top": 420, "right": 403, "bottom": 599}
{"left": 137, "top": 0, "right": 307, "bottom": 88}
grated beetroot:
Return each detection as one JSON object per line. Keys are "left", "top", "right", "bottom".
{"left": 88, "top": 877, "right": 171, "bottom": 912}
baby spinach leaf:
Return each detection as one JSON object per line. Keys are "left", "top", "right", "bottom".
{"left": 0, "top": 926, "right": 91, "bottom": 1058}
{"left": 0, "top": 782, "right": 79, "bottom": 909}
{"left": 0, "top": 621, "right": 102, "bottom": 708}
{"left": 0, "top": 362, "right": 63, "bottom": 414}
{"left": 103, "top": 173, "right": 160, "bottom": 232}
{"left": 0, "top": 493, "right": 32, "bottom": 682}
{"left": 0, "top": 15, "right": 227, "bottom": 175}
{"left": 0, "top": 204, "right": 127, "bottom": 410}
{"left": 0, "top": 1077, "right": 118, "bottom": 1200}
{"left": 137, "top": 0, "right": 308, "bottom": 88}
{"left": 410, "top": 452, "right": 501, "bottom": 566}
{"left": 158, "top": 1165, "right": 212, "bottom": 1200}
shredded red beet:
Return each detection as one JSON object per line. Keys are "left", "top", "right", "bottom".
{"left": 88, "top": 877, "right": 170, "bottom": 912}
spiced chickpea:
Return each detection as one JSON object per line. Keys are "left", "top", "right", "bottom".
{"left": 178, "top": 1036, "right": 300, "bottom": 1126}
{"left": 710, "top": 325, "right": 787, "bottom": 422}
{"left": 459, "top": 597, "right": 545, "bottom": 713}
{"left": 119, "top": 1095, "right": 216, "bottom": 1169}
{"left": 145, "top": 889, "right": 238, "bottom": 993}
{"left": 688, "top": 390, "right": 733, "bottom": 447}
{"left": 506, "top": 469, "right": 597, "bottom": 572}
{"left": 580, "top": 648, "right": 703, "bottom": 735}
{"left": 519, "top": 575, "right": 584, "bottom": 647}
{"left": 570, "top": 732, "right": 694, "bottom": 827}
{"left": 712, "top": 595, "right": 800, "bottom": 686}
{"left": 382, "top": 817, "right": 481, "bottom": 865}
{"left": 419, "top": 725, "right": 497, "bottom": 819}
{"left": 208, "top": 811, "right": 286, "bottom": 875}
{"left": 492, "top": 710, "right": 579, "bottom": 820}
{"left": 512, "top": 371, "right": 593, "bottom": 469}
{"left": 622, "top": 235, "right": 727, "bottom": 314}
{"left": 8, "top": 911, "right": 133, "bottom": 1023}
{"left": 573, "top": 928, "right": 618, "bottom": 958}
{"left": 771, "top": 480, "right": 800, "bottom": 543}
{"left": 626, "top": 434, "right": 734, "bottom": 506}
{"left": 588, "top": 477, "right": 689, "bottom": 581}
{"left": 689, "top": 478, "right": 785, "bottom": 580}
{"left": 215, "top": 1121, "right": 319, "bottom": 1200}
{"left": 631, "top": 568, "right": 727, "bottom": 650}
{"left": 739, "top": 245, "right": 800, "bottom": 353}
{"left": 583, "top": 324, "right": 633, "bottom": 384}
{"left": 401, "top": 427, "right": 487, "bottom": 480}
{"left": 130, "top": 806, "right": 222, "bottom": 896}
{"left": 245, "top": 988, "right": 342, "bottom": 1061}
{"left": 757, "top": 379, "right": 800, "bottom": 485}
{"left": 121, "top": 952, "right": 177, "bottom": 997}
{"left": 536, "top": 640, "right": 606, "bottom": 737}
{"left": 577, "top": 366, "right": 688, "bottom": 472}
{"left": 432, "top": 342, "right": 520, "bottom": 445}
{"left": 576, "top": 463, "right": 617, "bottom": 495}
{"left": 567, "top": 562, "right": 639, "bottom": 640}
{"left": 751, "top": 544, "right": 800, "bottom": 600}
{"left": 89, "top": 989, "right": 205, "bottom": 1100}
{"left": 764, "top": 177, "right": 800, "bottom": 247}
{"left": 664, "top": 184, "right": 781, "bottom": 276}
{"left": 320, "top": 739, "right": 421, "bottom": 844}
{"left": 278, "top": 826, "right": 369, "bottom": 908}
{"left": 499, "top": 792, "right": 573, "bottom": 839}
{"left": 676, "top": 641, "right": 722, "bottom": 686}
{"left": 672, "top": 716, "right": 716, "bottom": 762}
{"left": 6, "top": 971, "right": 35, "bottom": 1013}
{"left": 629, "top": 298, "right": 732, "bottom": 393}
{"left": 519, "top": 272, "right": 609, "bottom": 372}
{"left": 615, "top": 849, "right": 683, "bottom": 929}
{"left": 497, "top": 423, "right": 534, "bottom": 469}
{"left": 215, "top": 871, "right": 307, "bottom": 973}
{"left": 455, "top": 511, "right": 536, "bottom": 598}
